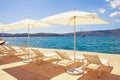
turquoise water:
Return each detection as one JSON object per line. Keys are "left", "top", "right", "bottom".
{"left": 4, "top": 36, "right": 120, "bottom": 54}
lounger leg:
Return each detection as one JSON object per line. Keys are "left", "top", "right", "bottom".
{"left": 54, "top": 57, "right": 59, "bottom": 69}
{"left": 54, "top": 60, "right": 59, "bottom": 68}
{"left": 65, "top": 66, "right": 67, "bottom": 71}
{"left": 98, "top": 69, "right": 101, "bottom": 78}
{"left": 108, "top": 61, "right": 110, "bottom": 66}
{"left": 36, "top": 58, "right": 42, "bottom": 65}
{"left": 36, "top": 61, "right": 39, "bottom": 65}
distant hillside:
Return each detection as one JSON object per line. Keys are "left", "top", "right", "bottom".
{"left": 0, "top": 33, "right": 13, "bottom": 37}
{"left": 0, "top": 29, "right": 120, "bottom": 37}
{"left": 0, "top": 33, "right": 63, "bottom": 37}
{"left": 65, "top": 29, "right": 120, "bottom": 36}
{"left": 86, "top": 29, "right": 120, "bottom": 36}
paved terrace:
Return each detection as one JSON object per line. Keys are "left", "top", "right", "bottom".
{"left": 0, "top": 47, "right": 120, "bottom": 80}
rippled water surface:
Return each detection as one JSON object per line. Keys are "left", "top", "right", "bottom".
{"left": 5, "top": 36, "right": 120, "bottom": 54}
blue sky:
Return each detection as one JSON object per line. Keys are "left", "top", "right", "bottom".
{"left": 0, "top": 0, "right": 120, "bottom": 33}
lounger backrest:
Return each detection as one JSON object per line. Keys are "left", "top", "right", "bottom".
{"left": 31, "top": 49, "right": 44, "bottom": 57}
{"left": 7, "top": 46, "right": 16, "bottom": 52}
{"left": 0, "top": 45, "right": 3, "bottom": 48}
{"left": 83, "top": 53, "right": 102, "bottom": 65}
{"left": 2, "top": 46, "right": 12, "bottom": 51}
{"left": 19, "top": 47, "right": 28, "bottom": 52}
{"left": 0, "top": 45, "right": 5, "bottom": 50}
{"left": 1, "top": 46, "right": 8, "bottom": 49}
{"left": 55, "top": 51, "right": 71, "bottom": 60}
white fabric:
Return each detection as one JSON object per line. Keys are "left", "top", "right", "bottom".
{"left": 100, "top": 59, "right": 109, "bottom": 65}
{"left": 5, "top": 18, "right": 53, "bottom": 30}
{"left": 39, "top": 10, "right": 109, "bottom": 25}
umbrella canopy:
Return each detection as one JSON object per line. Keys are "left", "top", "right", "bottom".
{"left": 38, "top": 10, "right": 109, "bottom": 62}
{"left": 0, "top": 25, "right": 18, "bottom": 32}
{"left": 39, "top": 10, "right": 108, "bottom": 25}
{"left": 6, "top": 18, "right": 53, "bottom": 29}
{"left": 6, "top": 18, "right": 53, "bottom": 58}
{"left": 0, "top": 23, "right": 18, "bottom": 41}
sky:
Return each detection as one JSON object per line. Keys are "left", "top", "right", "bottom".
{"left": 0, "top": 0, "right": 120, "bottom": 34}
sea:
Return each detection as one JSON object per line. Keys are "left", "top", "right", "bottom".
{"left": 4, "top": 36, "right": 120, "bottom": 54}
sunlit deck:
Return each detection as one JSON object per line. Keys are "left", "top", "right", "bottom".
{"left": 0, "top": 47, "right": 120, "bottom": 80}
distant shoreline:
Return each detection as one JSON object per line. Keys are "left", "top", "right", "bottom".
{"left": 0, "top": 29, "right": 120, "bottom": 37}
{"left": 1, "top": 35, "right": 120, "bottom": 37}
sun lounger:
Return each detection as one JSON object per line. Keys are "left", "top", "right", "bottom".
{"left": 83, "top": 53, "right": 110, "bottom": 78}
{"left": 31, "top": 49, "right": 57, "bottom": 64}
{"left": 18, "top": 47, "right": 37, "bottom": 63}
{"left": 7, "top": 46, "right": 21, "bottom": 53}
{"left": 55, "top": 50, "right": 81, "bottom": 70}
{"left": 0, "top": 45, "right": 14, "bottom": 56}
{"left": 0, "top": 46, "right": 7, "bottom": 56}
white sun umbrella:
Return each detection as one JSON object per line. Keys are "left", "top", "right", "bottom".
{"left": 0, "top": 23, "right": 15, "bottom": 45}
{"left": 6, "top": 18, "right": 53, "bottom": 57}
{"left": 39, "top": 10, "right": 109, "bottom": 62}
{"left": 0, "top": 23, "right": 19, "bottom": 44}
{"left": 0, "top": 23, "right": 6, "bottom": 40}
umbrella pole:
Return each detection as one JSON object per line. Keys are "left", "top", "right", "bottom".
{"left": 28, "top": 24, "right": 30, "bottom": 54}
{"left": 73, "top": 16, "right": 76, "bottom": 62}
{"left": 2, "top": 28, "right": 4, "bottom": 40}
